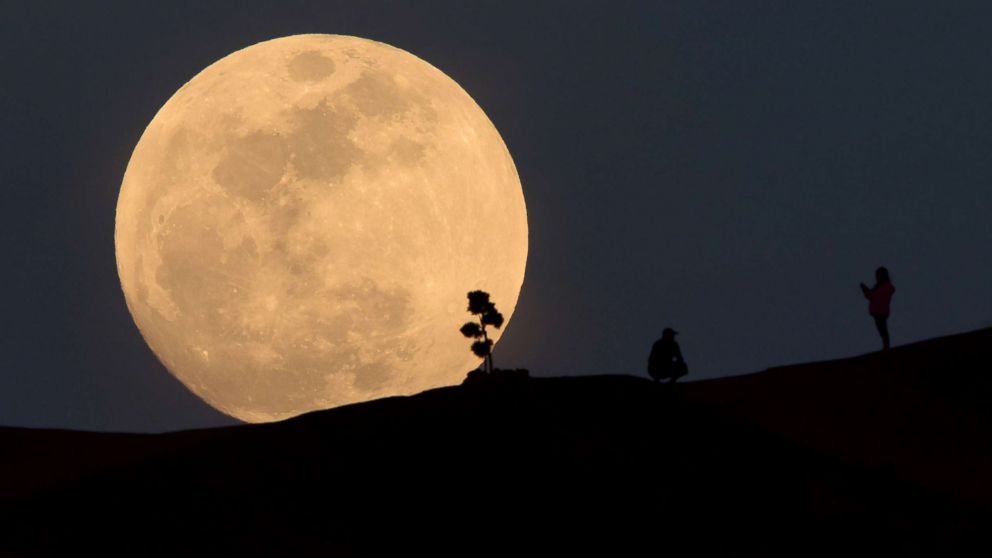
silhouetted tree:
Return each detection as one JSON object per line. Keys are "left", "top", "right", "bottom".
{"left": 460, "top": 290, "right": 504, "bottom": 374}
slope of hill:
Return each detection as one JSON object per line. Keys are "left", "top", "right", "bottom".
{"left": 683, "top": 327, "right": 992, "bottom": 506}
{"left": 2, "top": 329, "right": 991, "bottom": 556}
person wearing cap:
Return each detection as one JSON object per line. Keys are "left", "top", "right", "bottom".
{"left": 648, "top": 327, "right": 688, "bottom": 383}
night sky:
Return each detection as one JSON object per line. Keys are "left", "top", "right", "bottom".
{"left": 3, "top": 1, "right": 991, "bottom": 432}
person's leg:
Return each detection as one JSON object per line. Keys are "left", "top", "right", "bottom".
{"left": 657, "top": 363, "right": 673, "bottom": 383}
{"left": 873, "top": 314, "right": 890, "bottom": 350}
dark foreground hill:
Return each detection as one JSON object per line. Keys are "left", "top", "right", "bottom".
{"left": 3, "top": 329, "right": 992, "bottom": 556}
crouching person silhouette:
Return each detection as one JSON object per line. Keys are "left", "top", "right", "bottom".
{"left": 648, "top": 327, "right": 688, "bottom": 383}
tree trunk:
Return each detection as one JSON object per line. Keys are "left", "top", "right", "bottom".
{"left": 482, "top": 323, "right": 492, "bottom": 374}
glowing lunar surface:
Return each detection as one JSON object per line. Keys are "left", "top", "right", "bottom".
{"left": 115, "top": 35, "right": 527, "bottom": 422}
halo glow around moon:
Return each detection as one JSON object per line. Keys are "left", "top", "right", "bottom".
{"left": 115, "top": 35, "right": 527, "bottom": 423}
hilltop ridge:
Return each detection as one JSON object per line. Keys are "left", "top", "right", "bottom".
{"left": 3, "top": 328, "right": 991, "bottom": 556}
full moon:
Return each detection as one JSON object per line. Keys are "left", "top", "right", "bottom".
{"left": 115, "top": 35, "right": 528, "bottom": 422}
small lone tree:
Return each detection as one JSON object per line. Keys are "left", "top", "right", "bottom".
{"left": 460, "top": 290, "right": 504, "bottom": 374}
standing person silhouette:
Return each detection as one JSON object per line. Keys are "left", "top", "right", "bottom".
{"left": 860, "top": 266, "right": 895, "bottom": 350}
{"left": 648, "top": 328, "right": 688, "bottom": 383}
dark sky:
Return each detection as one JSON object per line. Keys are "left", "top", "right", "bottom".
{"left": 3, "top": 1, "right": 991, "bottom": 432}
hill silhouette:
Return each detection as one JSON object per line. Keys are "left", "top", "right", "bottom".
{"left": 3, "top": 329, "right": 991, "bottom": 556}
